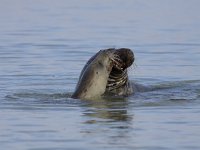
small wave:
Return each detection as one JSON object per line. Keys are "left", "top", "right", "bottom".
{"left": 4, "top": 92, "right": 80, "bottom": 107}
{"left": 150, "top": 79, "right": 200, "bottom": 90}
{"left": 130, "top": 79, "right": 200, "bottom": 107}
{"left": 3, "top": 80, "right": 200, "bottom": 109}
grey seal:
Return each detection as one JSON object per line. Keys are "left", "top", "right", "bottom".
{"left": 71, "top": 48, "right": 134, "bottom": 100}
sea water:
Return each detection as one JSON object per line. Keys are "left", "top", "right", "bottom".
{"left": 0, "top": 0, "right": 200, "bottom": 150}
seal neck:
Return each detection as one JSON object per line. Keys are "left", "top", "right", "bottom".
{"left": 106, "top": 68, "right": 128, "bottom": 91}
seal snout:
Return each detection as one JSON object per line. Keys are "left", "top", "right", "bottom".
{"left": 114, "top": 48, "right": 134, "bottom": 70}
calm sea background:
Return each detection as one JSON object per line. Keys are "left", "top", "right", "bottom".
{"left": 0, "top": 0, "right": 200, "bottom": 150}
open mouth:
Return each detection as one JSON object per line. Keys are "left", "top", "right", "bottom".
{"left": 111, "top": 48, "right": 134, "bottom": 71}
{"left": 111, "top": 55, "right": 124, "bottom": 71}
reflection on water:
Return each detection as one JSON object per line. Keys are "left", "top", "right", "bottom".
{"left": 81, "top": 98, "right": 134, "bottom": 149}
{"left": 1, "top": 0, "right": 200, "bottom": 150}
{"left": 83, "top": 98, "right": 131, "bottom": 122}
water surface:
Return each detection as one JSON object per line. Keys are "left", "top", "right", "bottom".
{"left": 0, "top": 0, "right": 200, "bottom": 150}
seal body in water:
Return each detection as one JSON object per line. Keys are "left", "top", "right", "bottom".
{"left": 71, "top": 48, "right": 135, "bottom": 100}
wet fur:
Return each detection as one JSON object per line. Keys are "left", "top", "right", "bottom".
{"left": 71, "top": 50, "right": 113, "bottom": 100}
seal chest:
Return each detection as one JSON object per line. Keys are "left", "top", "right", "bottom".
{"left": 82, "top": 63, "right": 109, "bottom": 99}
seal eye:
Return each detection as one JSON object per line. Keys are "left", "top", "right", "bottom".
{"left": 98, "top": 62, "right": 104, "bottom": 67}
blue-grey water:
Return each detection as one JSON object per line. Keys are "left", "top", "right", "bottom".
{"left": 1, "top": 0, "right": 200, "bottom": 150}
